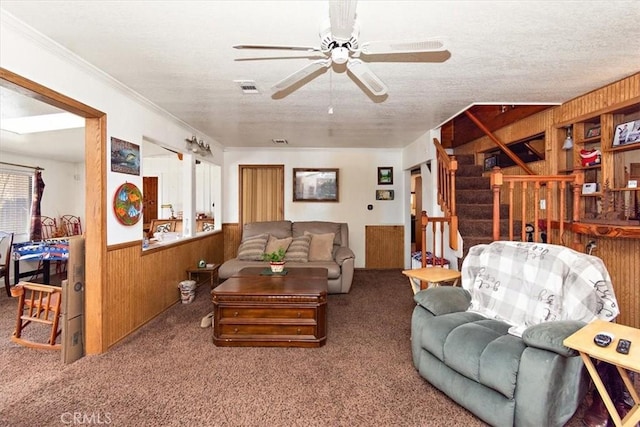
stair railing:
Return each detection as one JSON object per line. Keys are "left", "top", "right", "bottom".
{"left": 433, "top": 138, "right": 458, "bottom": 250}
{"left": 419, "top": 211, "right": 451, "bottom": 267}
{"left": 490, "top": 168, "right": 584, "bottom": 243}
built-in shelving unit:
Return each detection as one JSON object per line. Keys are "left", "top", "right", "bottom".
{"left": 559, "top": 103, "right": 640, "bottom": 237}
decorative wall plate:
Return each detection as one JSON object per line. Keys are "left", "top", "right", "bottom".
{"left": 113, "top": 182, "right": 142, "bottom": 225}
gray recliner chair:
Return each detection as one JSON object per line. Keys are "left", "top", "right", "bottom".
{"left": 411, "top": 241, "right": 619, "bottom": 427}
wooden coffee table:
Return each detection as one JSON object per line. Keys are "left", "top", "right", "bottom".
{"left": 211, "top": 267, "right": 328, "bottom": 347}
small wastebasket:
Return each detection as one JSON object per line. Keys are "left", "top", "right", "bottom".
{"left": 178, "top": 280, "right": 197, "bottom": 304}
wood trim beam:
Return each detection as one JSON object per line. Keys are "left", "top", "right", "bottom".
{"left": 464, "top": 110, "right": 536, "bottom": 175}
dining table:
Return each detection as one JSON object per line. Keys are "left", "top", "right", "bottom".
{"left": 12, "top": 239, "right": 69, "bottom": 285}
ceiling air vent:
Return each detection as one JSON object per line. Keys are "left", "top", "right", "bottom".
{"left": 234, "top": 80, "right": 260, "bottom": 94}
{"left": 272, "top": 139, "right": 288, "bottom": 145}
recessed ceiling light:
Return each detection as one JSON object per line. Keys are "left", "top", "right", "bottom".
{"left": 0, "top": 112, "right": 84, "bottom": 134}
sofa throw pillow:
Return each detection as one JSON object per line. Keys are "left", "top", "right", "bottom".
{"left": 237, "top": 233, "right": 269, "bottom": 261}
{"left": 265, "top": 235, "right": 293, "bottom": 254}
{"left": 285, "top": 235, "right": 311, "bottom": 262}
{"left": 202, "top": 222, "right": 215, "bottom": 232}
{"left": 305, "top": 231, "right": 335, "bottom": 262}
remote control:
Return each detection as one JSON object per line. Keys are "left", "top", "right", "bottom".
{"left": 616, "top": 339, "right": 631, "bottom": 355}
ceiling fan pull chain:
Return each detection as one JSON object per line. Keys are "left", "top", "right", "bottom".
{"left": 328, "top": 69, "right": 334, "bottom": 115}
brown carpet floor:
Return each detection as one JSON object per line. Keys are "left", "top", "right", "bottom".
{"left": 0, "top": 269, "right": 619, "bottom": 426}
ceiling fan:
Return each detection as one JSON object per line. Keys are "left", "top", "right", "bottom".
{"left": 233, "top": 0, "right": 446, "bottom": 97}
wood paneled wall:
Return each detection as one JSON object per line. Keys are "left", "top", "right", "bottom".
{"left": 556, "top": 73, "right": 640, "bottom": 124}
{"left": 565, "top": 232, "right": 640, "bottom": 328}
{"left": 223, "top": 223, "right": 242, "bottom": 262}
{"left": 105, "top": 232, "right": 223, "bottom": 348}
{"left": 365, "top": 225, "right": 404, "bottom": 268}
{"left": 452, "top": 73, "right": 640, "bottom": 328}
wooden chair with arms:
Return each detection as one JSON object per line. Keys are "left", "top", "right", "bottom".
{"left": 0, "top": 231, "right": 14, "bottom": 297}
{"left": 10, "top": 281, "right": 62, "bottom": 350}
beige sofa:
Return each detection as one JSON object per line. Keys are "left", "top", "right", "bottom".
{"left": 219, "top": 220, "right": 355, "bottom": 294}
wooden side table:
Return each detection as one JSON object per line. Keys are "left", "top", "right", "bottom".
{"left": 563, "top": 319, "right": 640, "bottom": 427}
{"left": 402, "top": 267, "right": 461, "bottom": 294}
{"left": 186, "top": 264, "right": 220, "bottom": 289}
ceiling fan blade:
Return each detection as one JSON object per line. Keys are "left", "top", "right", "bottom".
{"left": 346, "top": 58, "right": 388, "bottom": 96}
{"left": 272, "top": 59, "right": 332, "bottom": 92}
{"left": 329, "top": 0, "right": 358, "bottom": 41}
{"left": 360, "top": 38, "right": 445, "bottom": 55}
{"left": 235, "top": 54, "right": 327, "bottom": 62}
{"left": 234, "top": 44, "right": 321, "bottom": 52}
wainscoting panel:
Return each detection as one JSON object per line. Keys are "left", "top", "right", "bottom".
{"left": 365, "top": 225, "right": 404, "bottom": 268}
{"left": 223, "top": 223, "right": 241, "bottom": 262}
{"left": 564, "top": 232, "right": 640, "bottom": 329}
{"left": 105, "top": 232, "right": 223, "bottom": 348}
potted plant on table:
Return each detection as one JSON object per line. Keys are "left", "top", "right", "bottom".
{"left": 263, "top": 248, "right": 286, "bottom": 273}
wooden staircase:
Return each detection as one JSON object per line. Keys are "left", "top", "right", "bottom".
{"left": 455, "top": 154, "right": 516, "bottom": 261}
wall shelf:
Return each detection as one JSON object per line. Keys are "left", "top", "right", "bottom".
{"left": 569, "top": 222, "right": 640, "bottom": 238}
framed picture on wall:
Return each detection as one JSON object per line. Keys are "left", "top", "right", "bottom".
{"left": 377, "top": 167, "right": 393, "bottom": 185}
{"left": 376, "top": 189, "right": 394, "bottom": 200}
{"left": 585, "top": 126, "right": 601, "bottom": 138}
{"left": 484, "top": 154, "right": 498, "bottom": 171}
{"left": 613, "top": 120, "right": 640, "bottom": 146}
{"left": 293, "top": 168, "right": 339, "bottom": 202}
{"left": 111, "top": 137, "right": 140, "bottom": 175}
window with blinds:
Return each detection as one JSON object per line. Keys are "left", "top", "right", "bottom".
{"left": 0, "top": 169, "right": 33, "bottom": 235}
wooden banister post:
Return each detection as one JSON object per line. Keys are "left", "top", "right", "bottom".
{"left": 572, "top": 171, "right": 584, "bottom": 222}
{"left": 490, "top": 167, "right": 503, "bottom": 241}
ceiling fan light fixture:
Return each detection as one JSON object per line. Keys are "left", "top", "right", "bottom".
{"left": 331, "top": 47, "right": 349, "bottom": 64}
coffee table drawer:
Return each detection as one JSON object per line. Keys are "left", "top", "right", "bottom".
{"left": 219, "top": 323, "right": 317, "bottom": 336}
{"left": 219, "top": 307, "right": 316, "bottom": 320}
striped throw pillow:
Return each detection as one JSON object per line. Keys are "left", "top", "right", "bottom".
{"left": 237, "top": 233, "right": 269, "bottom": 260}
{"left": 284, "top": 235, "right": 311, "bottom": 262}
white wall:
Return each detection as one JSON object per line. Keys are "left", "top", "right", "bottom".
{"left": 0, "top": 151, "right": 85, "bottom": 243}
{"left": 1, "top": 12, "right": 222, "bottom": 245}
{"left": 401, "top": 129, "right": 461, "bottom": 269}
{"left": 223, "top": 148, "right": 404, "bottom": 268}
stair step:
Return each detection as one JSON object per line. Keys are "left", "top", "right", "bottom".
{"left": 457, "top": 189, "right": 493, "bottom": 204}
{"left": 458, "top": 203, "right": 509, "bottom": 219}
{"left": 456, "top": 176, "right": 490, "bottom": 190}
{"left": 457, "top": 164, "right": 485, "bottom": 177}
{"left": 454, "top": 154, "right": 475, "bottom": 165}
{"left": 459, "top": 219, "right": 522, "bottom": 237}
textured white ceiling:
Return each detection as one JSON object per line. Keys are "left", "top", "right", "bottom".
{"left": 1, "top": 0, "right": 639, "bottom": 154}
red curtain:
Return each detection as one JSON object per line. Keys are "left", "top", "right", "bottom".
{"left": 29, "top": 169, "right": 45, "bottom": 241}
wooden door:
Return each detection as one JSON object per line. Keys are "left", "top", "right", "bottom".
{"left": 143, "top": 177, "right": 158, "bottom": 226}
{"left": 239, "top": 165, "right": 284, "bottom": 229}
{"left": 414, "top": 176, "right": 423, "bottom": 251}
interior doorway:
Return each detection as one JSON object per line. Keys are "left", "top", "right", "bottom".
{"left": 142, "top": 176, "right": 158, "bottom": 228}
{"left": 1, "top": 67, "right": 107, "bottom": 355}
{"left": 411, "top": 168, "right": 422, "bottom": 252}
